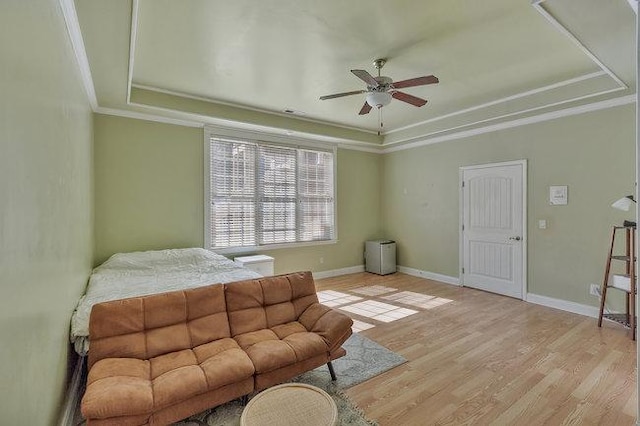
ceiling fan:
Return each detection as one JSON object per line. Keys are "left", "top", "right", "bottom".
{"left": 319, "top": 58, "right": 439, "bottom": 116}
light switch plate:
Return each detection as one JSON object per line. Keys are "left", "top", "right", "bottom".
{"left": 538, "top": 219, "right": 547, "bottom": 229}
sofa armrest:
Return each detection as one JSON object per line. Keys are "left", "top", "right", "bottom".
{"left": 298, "top": 303, "right": 353, "bottom": 352}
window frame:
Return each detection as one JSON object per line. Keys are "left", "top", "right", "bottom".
{"left": 204, "top": 127, "right": 338, "bottom": 254}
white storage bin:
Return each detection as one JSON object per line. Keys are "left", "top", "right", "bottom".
{"left": 235, "top": 255, "right": 274, "bottom": 276}
{"left": 611, "top": 274, "right": 632, "bottom": 292}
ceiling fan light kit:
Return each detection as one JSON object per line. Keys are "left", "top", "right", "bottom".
{"left": 366, "top": 91, "right": 392, "bottom": 108}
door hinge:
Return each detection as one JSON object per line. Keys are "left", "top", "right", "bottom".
{"left": 462, "top": 181, "right": 465, "bottom": 188}
{"left": 462, "top": 267, "right": 465, "bottom": 274}
{"left": 462, "top": 224, "right": 464, "bottom": 231}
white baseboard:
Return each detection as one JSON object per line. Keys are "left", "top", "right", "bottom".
{"left": 311, "top": 266, "right": 608, "bottom": 323}
{"left": 525, "top": 293, "right": 600, "bottom": 318}
{"left": 397, "top": 266, "right": 461, "bottom": 286}
{"left": 58, "top": 355, "right": 85, "bottom": 426}
{"left": 313, "top": 265, "right": 365, "bottom": 280}
{"left": 312, "top": 265, "right": 461, "bottom": 285}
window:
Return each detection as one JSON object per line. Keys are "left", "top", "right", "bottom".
{"left": 206, "top": 137, "right": 335, "bottom": 250}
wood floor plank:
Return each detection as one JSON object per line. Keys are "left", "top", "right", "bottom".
{"left": 316, "top": 272, "right": 637, "bottom": 425}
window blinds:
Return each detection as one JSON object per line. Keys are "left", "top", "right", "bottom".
{"left": 209, "top": 138, "right": 335, "bottom": 249}
{"left": 210, "top": 140, "right": 257, "bottom": 248}
{"left": 298, "top": 149, "right": 335, "bottom": 242}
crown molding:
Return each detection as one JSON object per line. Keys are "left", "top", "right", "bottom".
{"left": 384, "top": 86, "right": 627, "bottom": 147}
{"left": 94, "top": 106, "right": 204, "bottom": 128}
{"left": 59, "top": 0, "right": 98, "bottom": 110}
{"left": 95, "top": 93, "right": 635, "bottom": 156}
{"left": 202, "top": 123, "right": 383, "bottom": 153}
{"left": 532, "top": 0, "right": 627, "bottom": 89}
{"left": 126, "top": 0, "right": 139, "bottom": 104}
{"left": 385, "top": 71, "right": 608, "bottom": 136}
{"left": 382, "top": 94, "right": 635, "bottom": 154}
{"left": 131, "top": 84, "right": 380, "bottom": 136}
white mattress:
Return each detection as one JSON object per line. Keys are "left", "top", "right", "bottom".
{"left": 70, "top": 248, "right": 262, "bottom": 355}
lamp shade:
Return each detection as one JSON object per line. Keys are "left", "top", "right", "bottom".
{"left": 366, "top": 91, "right": 392, "bottom": 108}
{"left": 611, "top": 195, "right": 636, "bottom": 211}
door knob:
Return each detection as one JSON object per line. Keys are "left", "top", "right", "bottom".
{"left": 509, "top": 236, "right": 521, "bottom": 241}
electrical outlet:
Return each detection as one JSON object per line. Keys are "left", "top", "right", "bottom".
{"left": 589, "top": 283, "right": 601, "bottom": 297}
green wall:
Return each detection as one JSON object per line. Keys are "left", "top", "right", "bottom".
{"left": 95, "top": 105, "right": 634, "bottom": 309}
{"left": 94, "top": 116, "right": 204, "bottom": 263}
{"left": 0, "top": 1, "right": 94, "bottom": 424}
{"left": 94, "top": 115, "right": 383, "bottom": 272}
{"left": 383, "top": 105, "right": 635, "bottom": 306}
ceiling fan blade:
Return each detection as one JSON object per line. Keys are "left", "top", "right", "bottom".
{"left": 319, "top": 90, "right": 366, "bottom": 100}
{"left": 351, "top": 69, "right": 380, "bottom": 87}
{"left": 392, "top": 91, "right": 428, "bottom": 107}
{"left": 358, "top": 102, "right": 372, "bottom": 115}
{"left": 392, "top": 75, "right": 439, "bottom": 89}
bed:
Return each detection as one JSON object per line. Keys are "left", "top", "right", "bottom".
{"left": 70, "top": 248, "right": 262, "bottom": 355}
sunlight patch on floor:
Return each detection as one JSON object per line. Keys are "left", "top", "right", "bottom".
{"left": 317, "top": 290, "right": 363, "bottom": 307}
{"left": 339, "top": 300, "right": 418, "bottom": 323}
{"left": 382, "top": 291, "right": 453, "bottom": 309}
{"left": 350, "top": 285, "right": 398, "bottom": 296}
{"left": 351, "top": 319, "right": 376, "bottom": 333}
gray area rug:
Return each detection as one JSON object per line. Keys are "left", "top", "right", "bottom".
{"left": 176, "top": 333, "right": 406, "bottom": 425}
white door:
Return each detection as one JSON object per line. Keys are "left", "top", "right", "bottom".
{"left": 461, "top": 161, "right": 526, "bottom": 299}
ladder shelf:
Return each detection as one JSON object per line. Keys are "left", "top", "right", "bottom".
{"left": 597, "top": 225, "right": 636, "bottom": 340}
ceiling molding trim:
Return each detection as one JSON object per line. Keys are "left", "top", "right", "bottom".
{"left": 204, "top": 124, "right": 383, "bottom": 154}
{"left": 385, "top": 86, "right": 627, "bottom": 146}
{"left": 626, "top": 0, "right": 638, "bottom": 14}
{"left": 127, "top": 101, "right": 383, "bottom": 152}
{"left": 334, "top": 144, "right": 383, "bottom": 154}
{"left": 59, "top": 0, "right": 98, "bottom": 110}
{"left": 532, "top": 0, "right": 628, "bottom": 89}
{"left": 385, "top": 71, "right": 607, "bottom": 135}
{"left": 126, "top": 0, "right": 139, "bottom": 104}
{"left": 128, "top": 84, "right": 379, "bottom": 136}
{"left": 382, "top": 94, "right": 635, "bottom": 154}
{"left": 94, "top": 106, "right": 204, "bottom": 128}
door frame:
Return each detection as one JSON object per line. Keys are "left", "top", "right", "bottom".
{"left": 458, "top": 159, "right": 528, "bottom": 300}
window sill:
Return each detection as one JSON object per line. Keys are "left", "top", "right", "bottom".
{"left": 211, "top": 239, "right": 338, "bottom": 255}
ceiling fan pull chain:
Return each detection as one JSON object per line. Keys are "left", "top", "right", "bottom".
{"left": 378, "top": 107, "right": 384, "bottom": 136}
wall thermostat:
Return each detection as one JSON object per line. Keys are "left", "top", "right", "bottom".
{"left": 549, "top": 185, "right": 568, "bottom": 205}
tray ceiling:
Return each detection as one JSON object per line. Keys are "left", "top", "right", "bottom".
{"left": 74, "top": 0, "right": 635, "bottom": 145}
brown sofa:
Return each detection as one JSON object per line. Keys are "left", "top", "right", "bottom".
{"left": 80, "top": 271, "right": 353, "bottom": 425}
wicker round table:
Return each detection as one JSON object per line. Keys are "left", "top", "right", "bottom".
{"left": 240, "top": 383, "right": 338, "bottom": 426}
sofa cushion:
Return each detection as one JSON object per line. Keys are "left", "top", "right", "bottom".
{"left": 196, "top": 340, "right": 256, "bottom": 389}
{"left": 226, "top": 271, "right": 319, "bottom": 337}
{"left": 298, "top": 302, "right": 354, "bottom": 351}
{"left": 82, "top": 338, "right": 254, "bottom": 421}
{"left": 83, "top": 358, "right": 153, "bottom": 419}
{"left": 233, "top": 322, "right": 328, "bottom": 374}
{"left": 88, "top": 283, "right": 229, "bottom": 368}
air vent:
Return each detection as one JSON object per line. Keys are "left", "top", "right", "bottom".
{"left": 283, "top": 108, "right": 306, "bottom": 116}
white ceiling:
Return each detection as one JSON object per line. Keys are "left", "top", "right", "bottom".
{"left": 74, "top": 0, "right": 636, "bottom": 145}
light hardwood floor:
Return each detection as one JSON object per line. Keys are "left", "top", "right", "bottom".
{"left": 316, "top": 272, "right": 637, "bottom": 426}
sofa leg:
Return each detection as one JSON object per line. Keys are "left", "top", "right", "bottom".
{"left": 241, "top": 394, "right": 249, "bottom": 405}
{"left": 327, "top": 361, "right": 337, "bottom": 381}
